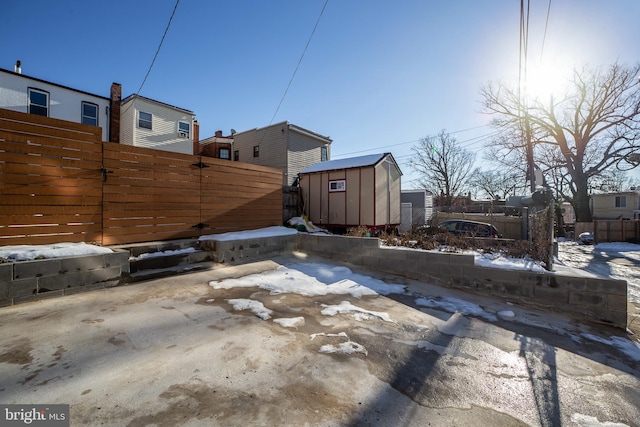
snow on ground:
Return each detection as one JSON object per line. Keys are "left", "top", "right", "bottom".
{"left": 557, "top": 240, "right": 640, "bottom": 304}
{"left": 199, "top": 226, "right": 298, "bottom": 241}
{"left": 227, "top": 298, "right": 273, "bottom": 320}
{"left": 1, "top": 226, "right": 638, "bottom": 360}
{"left": 415, "top": 296, "right": 498, "bottom": 322}
{"left": 320, "top": 300, "right": 397, "bottom": 323}
{"left": 211, "top": 260, "right": 640, "bottom": 361}
{"left": 273, "top": 317, "right": 305, "bottom": 328}
{"left": 0, "top": 242, "right": 112, "bottom": 261}
{"left": 210, "top": 263, "right": 406, "bottom": 297}
{"left": 129, "top": 247, "right": 197, "bottom": 261}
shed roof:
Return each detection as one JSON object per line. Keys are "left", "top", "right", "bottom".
{"left": 300, "top": 153, "right": 401, "bottom": 175}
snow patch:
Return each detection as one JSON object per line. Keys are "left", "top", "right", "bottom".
{"left": 320, "top": 341, "right": 368, "bottom": 356}
{"left": 571, "top": 413, "right": 630, "bottom": 427}
{"left": 199, "top": 226, "right": 297, "bottom": 242}
{"left": 129, "top": 247, "right": 196, "bottom": 261}
{"left": 273, "top": 317, "right": 305, "bottom": 328}
{"left": 415, "top": 296, "right": 497, "bottom": 321}
{"left": 227, "top": 298, "right": 273, "bottom": 320}
{"left": 320, "top": 301, "right": 395, "bottom": 323}
{"left": 498, "top": 310, "right": 516, "bottom": 318}
{"left": 0, "top": 242, "right": 113, "bottom": 262}
{"left": 210, "top": 263, "right": 406, "bottom": 297}
{"left": 581, "top": 333, "right": 640, "bottom": 361}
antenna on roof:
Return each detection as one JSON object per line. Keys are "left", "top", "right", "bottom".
{"left": 14, "top": 60, "right": 21, "bottom": 74}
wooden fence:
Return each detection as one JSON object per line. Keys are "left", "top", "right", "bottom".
{"left": 431, "top": 212, "right": 523, "bottom": 240}
{"left": 576, "top": 220, "right": 640, "bottom": 243}
{"left": 1, "top": 108, "right": 283, "bottom": 246}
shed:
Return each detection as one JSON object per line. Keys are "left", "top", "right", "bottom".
{"left": 400, "top": 189, "right": 434, "bottom": 232}
{"left": 298, "top": 153, "right": 402, "bottom": 232}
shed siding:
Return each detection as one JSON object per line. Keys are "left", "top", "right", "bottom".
{"left": 328, "top": 170, "right": 346, "bottom": 225}
{"left": 360, "top": 168, "right": 374, "bottom": 225}
{"left": 299, "top": 154, "right": 401, "bottom": 229}
{"left": 346, "top": 169, "right": 361, "bottom": 225}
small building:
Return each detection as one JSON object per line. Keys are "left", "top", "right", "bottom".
{"left": 120, "top": 94, "right": 198, "bottom": 155}
{"left": 590, "top": 190, "right": 640, "bottom": 220}
{"left": 232, "top": 121, "right": 332, "bottom": 186}
{"left": 298, "top": 153, "right": 402, "bottom": 232}
{"left": 400, "top": 189, "right": 433, "bottom": 232}
{"left": 197, "top": 130, "right": 233, "bottom": 159}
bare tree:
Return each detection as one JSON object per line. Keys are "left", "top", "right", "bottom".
{"left": 468, "top": 168, "right": 525, "bottom": 200}
{"left": 410, "top": 130, "right": 475, "bottom": 206}
{"left": 481, "top": 62, "right": 640, "bottom": 222}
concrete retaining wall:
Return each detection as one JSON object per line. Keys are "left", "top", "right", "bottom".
{"left": 200, "top": 234, "right": 298, "bottom": 264}
{"left": 0, "top": 232, "right": 628, "bottom": 329}
{"left": 0, "top": 250, "right": 130, "bottom": 307}
{"left": 297, "top": 234, "right": 628, "bottom": 329}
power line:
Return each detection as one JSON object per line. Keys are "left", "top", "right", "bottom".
{"left": 332, "top": 125, "right": 494, "bottom": 158}
{"left": 540, "top": 0, "right": 552, "bottom": 62}
{"left": 267, "top": 0, "right": 329, "bottom": 127}
{"left": 135, "top": 0, "right": 181, "bottom": 96}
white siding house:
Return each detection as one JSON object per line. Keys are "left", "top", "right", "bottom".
{"left": 590, "top": 190, "right": 640, "bottom": 220}
{"left": 120, "top": 95, "right": 195, "bottom": 155}
{"left": 0, "top": 66, "right": 112, "bottom": 141}
{"left": 233, "top": 121, "right": 332, "bottom": 186}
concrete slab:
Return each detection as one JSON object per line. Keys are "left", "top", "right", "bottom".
{"left": 0, "top": 253, "right": 638, "bottom": 426}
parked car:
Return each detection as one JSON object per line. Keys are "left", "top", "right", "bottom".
{"left": 578, "top": 232, "right": 594, "bottom": 245}
{"left": 437, "top": 219, "right": 502, "bottom": 238}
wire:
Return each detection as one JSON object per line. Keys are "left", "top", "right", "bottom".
{"left": 540, "top": 0, "right": 552, "bottom": 62}
{"left": 135, "top": 0, "right": 181, "bottom": 96}
{"left": 266, "top": 0, "right": 329, "bottom": 128}
{"left": 331, "top": 125, "right": 494, "bottom": 158}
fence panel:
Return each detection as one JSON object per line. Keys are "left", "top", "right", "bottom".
{"left": 0, "top": 110, "right": 103, "bottom": 245}
{"left": 2, "top": 109, "right": 285, "bottom": 247}
{"left": 593, "top": 220, "right": 640, "bottom": 243}
{"left": 431, "top": 212, "right": 523, "bottom": 240}
{"left": 200, "top": 160, "right": 283, "bottom": 235}
{"left": 102, "top": 143, "right": 202, "bottom": 245}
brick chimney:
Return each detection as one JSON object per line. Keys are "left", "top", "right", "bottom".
{"left": 193, "top": 120, "right": 200, "bottom": 154}
{"left": 109, "top": 83, "right": 122, "bottom": 143}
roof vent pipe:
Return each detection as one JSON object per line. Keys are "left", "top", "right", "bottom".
{"left": 14, "top": 60, "right": 21, "bottom": 74}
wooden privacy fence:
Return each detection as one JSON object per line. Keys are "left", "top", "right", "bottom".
{"left": 1, "top": 109, "right": 283, "bottom": 246}
{"left": 576, "top": 220, "right": 640, "bottom": 243}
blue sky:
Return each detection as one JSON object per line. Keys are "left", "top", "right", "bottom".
{"left": 2, "top": 0, "right": 639, "bottom": 188}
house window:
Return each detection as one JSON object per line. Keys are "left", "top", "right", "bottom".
{"left": 615, "top": 196, "right": 627, "bottom": 208}
{"left": 234, "top": 150, "right": 239, "bottom": 161}
{"left": 329, "top": 180, "right": 346, "bottom": 192}
{"left": 138, "top": 111, "right": 152, "bottom": 129}
{"left": 321, "top": 146, "right": 328, "bottom": 162}
{"left": 253, "top": 146, "right": 259, "bottom": 157}
{"left": 219, "top": 148, "right": 230, "bottom": 160}
{"left": 81, "top": 102, "right": 98, "bottom": 126}
{"left": 28, "top": 88, "right": 49, "bottom": 116}
{"left": 178, "top": 121, "right": 190, "bottom": 138}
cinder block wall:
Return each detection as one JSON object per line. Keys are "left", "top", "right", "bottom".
{"left": 200, "top": 234, "right": 298, "bottom": 264}
{"left": 0, "top": 250, "right": 130, "bottom": 307}
{"left": 297, "top": 234, "right": 628, "bottom": 329}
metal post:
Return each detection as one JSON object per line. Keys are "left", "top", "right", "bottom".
{"left": 546, "top": 190, "right": 554, "bottom": 271}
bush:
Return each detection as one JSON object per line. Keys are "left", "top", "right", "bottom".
{"left": 380, "top": 220, "right": 549, "bottom": 264}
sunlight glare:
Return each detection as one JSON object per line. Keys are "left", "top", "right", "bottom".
{"left": 525, "top": 63, "right": 571, "bottom": 102}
